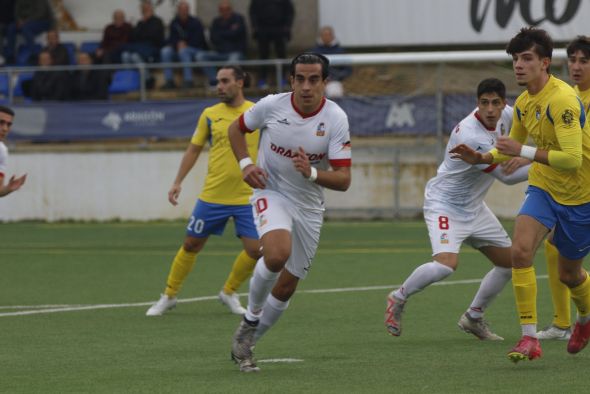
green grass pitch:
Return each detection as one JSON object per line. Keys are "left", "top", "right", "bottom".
{"left": 0, "top": 220, "right": 587, "bottom": 393}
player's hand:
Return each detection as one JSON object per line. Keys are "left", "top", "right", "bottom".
{"left": 495, "top": 136, "right": 521, "bottom": 157}
{"left": 501, "top": 157, "right": 530, "bottom": 175}
{"left": 242, "top": 165, "right": 268, "bottom": 189}
{"left": 6, "top": 174, "right": 26, "bottom": 192}
{"left": 449, "top": 144, "right": 483, "bottom": 164}
{"left": 168, "top": 183, "right": 181, "bottom": 206}
{"left": 292, "top": 146, "right": 312, "bottom": 178}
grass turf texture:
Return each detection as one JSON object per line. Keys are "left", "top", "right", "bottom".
{"left": 0, "top": 220, "right": 587, "bottom": 393}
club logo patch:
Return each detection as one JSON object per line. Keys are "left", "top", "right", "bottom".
{"left": 562, "top": 109, "right": 574, "bottom": 125}
{"left": 316, "top": 122, "right": 326, "bottom": 136}
{"left": 440, "top": 233, "right": 449, "bottom": 244}
{"left": 535, "top": 105, "right": 542, "bottom": 120}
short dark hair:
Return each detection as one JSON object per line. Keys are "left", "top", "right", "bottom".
{"left": 290, "top": 52, "right": 330, "bottom": 80}
{"left": 0, "top": 105, "right": 15, "bottom": 117}
{"left": 477, "top": 78, "right": 506, "bottom": 100}
{"left": 506, "top": 27, "right": 553, "bottom": 60}
{"left": 219, "top": 65, "right": 250, "bottom": 88}
{"left": 566, "top": 35, "right": 590, "bottom": 58}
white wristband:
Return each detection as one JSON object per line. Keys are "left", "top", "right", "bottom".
{"left": 308, "top": 166, "right": 318, "bottom": 182}
{"left": 520, "top": 145, "right": 537, "bottom": 161}
{"left": 239, "top": 157, "right": 253, "bottom": 170}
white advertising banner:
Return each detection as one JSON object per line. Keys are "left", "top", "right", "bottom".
{"left": 319, "top": 0, "right": 589, "bottom": 47}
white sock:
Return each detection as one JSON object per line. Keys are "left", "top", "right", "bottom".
{"left": 255, "top": 294, "right": 290, "bottom": 341}
{"left": 467, "top": 267, "right": 511, "bottom": 319}
{"left": 245, "top": 257, "right": 279, "bottom": 322}
{"left": 393, "top": 261, "right": 454, "bottom": 300}
{"left": 522, "top": 324, "right": 537, "bottom": 337}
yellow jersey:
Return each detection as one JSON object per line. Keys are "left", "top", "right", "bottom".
{"left": 575, "top": 85, "right": 590, "bottom": 115}
{"left": 492, "top": 75, "right": 590, "bottom": 205}
{"left": 191, "top": 100, "right": 259, "bottom": 205}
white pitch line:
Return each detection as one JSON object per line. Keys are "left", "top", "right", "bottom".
{"left": 0, "top": 275, "right": 548, "bottom": 318}
{"left": 258, "top": 358, "right": 304, "bottom": 363}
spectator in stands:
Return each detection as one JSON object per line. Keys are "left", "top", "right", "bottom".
{"left": 196, "top": 0, "right": 247, "bottom": 89}
{"left": 249, "top": 0, "right": 294, "bottom": 89}
{"left": 43, "top": 29, "right": 70, "bottom": 65}
{"left": 70, "top": 52, "right": 111, "bottom": 100}
{"left": 30, "top": 50, "right": 70, "bottom": 101}
{"left": 311, "top": 26, "right": 352, "bottom": 98}
{"left": 3, "top": 0, "right": 54, "bottom": 65}
{"left": 0, "top": 0, "right": 16, "bottom": 66}
{"left": 95, "top": 9, "right": 133, "bottom": 64}
{"left": 160, "top": 0, "right": 207, "bottom": 89}
{"left": 121, "top": 0, "right": 165, "bottom": 89}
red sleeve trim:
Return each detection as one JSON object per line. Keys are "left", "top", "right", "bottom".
{"left": 238, "top": 114, "right": 254, "bottom": 133}
{"left": 330, "top": 158, "right": 352, "bottom": 168}
{"left": 482, "top": 164, "right": 498, "bottom": 173}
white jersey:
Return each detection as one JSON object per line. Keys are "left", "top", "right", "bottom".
{"left": 424, "top": 106, "right": 513, "bottom": 220}
{"left": 0, "top": 142, "right": 7, "bottom": 179}
{"left": 239, "top": 92, "right": 352, "bottom": 211}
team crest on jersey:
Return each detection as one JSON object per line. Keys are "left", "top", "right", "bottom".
{"left": 316, "top": 122, "right": 326, "bottom": 136}
{"left": 440, "top": 233, "right": 449, "bottom": 244}
{"left": 535, "top": 105, "right": 542, "bottom": 120}
{"left": 258, "top": 214, "right": 268, "bottom": 228}
{"left": 562, "top": 109, "right": 574, "bottom": 125}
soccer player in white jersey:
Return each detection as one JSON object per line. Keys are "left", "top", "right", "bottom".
{"left": 227, "top": 52, "right": 352, "bottom": 372}
{"left": 0, "top": 106, "right": 26, "bottom": 198}
{"left": 384, "top": 78, "right": 530, "bottom": 340}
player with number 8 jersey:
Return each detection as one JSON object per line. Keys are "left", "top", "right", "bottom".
{"left": 385, "top": 78, "right": 531, "bottom": 341}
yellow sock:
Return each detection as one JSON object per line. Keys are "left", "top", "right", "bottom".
{"left": 222, "top": 250, "right": 257, "bottom": 294}
{"left": 545, "top": 240, "right": 571, "bottom": 328}
{"left": 512, "top": 267, "right": 537, "bottom": 325}
{"left": 164, "top": 246, "right": 198, "bottom": 297}
{"left": 570, "top": 271, "right": 590, "bottom": 318}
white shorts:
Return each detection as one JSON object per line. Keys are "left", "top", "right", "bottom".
{"left": 424, "top": 203, "right": 511, "bottom": 256}
{"left": 251, "top": 189, "right": 323, "bottom": 279}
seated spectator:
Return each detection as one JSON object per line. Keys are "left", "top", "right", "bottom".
{"left": 160, "top": 0, "right": 207, "bottom": 89}
{"left": 196, "top": 0, "right": 247, "bottom": 89}
{"left": 0, "top": 0, "right": 16, "bottom": 66}
{"left": 95, "top": 9, "right": 133, "bottom": 64}
{"left": 121, "top": 0, "right": 165, "bottom": 88}
{"left": 311, "top": 26, "right": 352, "bottom": 98}
{"left": 3, "top": 0, "right": 54, "bottom": 65}
{"left": 30, "top": 50, "right": 70, "bottom": 101}
{"left": 43, "top": 29, "right": 70, "bottom": 65}
{"left": 70, "top": 52, "right": 111, "bottom": 100}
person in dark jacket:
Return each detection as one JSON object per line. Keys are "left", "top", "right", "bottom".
{"left": 70, "top": 52, "right": 111, "bottom": 100}
{"left": 249, "top": 0, "right": 294, "bottom": 88}
{"left": 95, "top": 9, "right": 133, "bottom": 64}
{"left": 160, "top": 0, "right": 207, "bottom": 89}
{"left": 311, "top": 26, "right": 352, "bottom": 97}
{"left": 30, "top": 50, "right": 70, "bottom": 101}
{"left": 3, "top": 0, "right": 54, "bottom": 65}
{"left": 43, "top": 29, "right": 70, "bottom": 65}
{"left": 196, "top": 0, "right": 247, "bottom": 88}
{"left": 121, "top": 0, "right": 165, "bottom": 88}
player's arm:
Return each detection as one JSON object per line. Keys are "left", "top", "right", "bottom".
{"left": 168, "top": 143, "right": 203, "bottom": 206}
{"left": 487, "top": 162, "right": 530, "bottom": 185}
{"left": 0, "top": 173, "right": 27, "bottom": 197}
{"left": 228, "top": 117, "right": 268, "bottom": 189}
{"left": 292, "top": 146, "right": 351, "bottom": 191}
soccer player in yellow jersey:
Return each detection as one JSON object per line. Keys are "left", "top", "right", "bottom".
{"left": 537, "top": 36, "right": 590, "bottom": 341}
{"left": 146, "top": 65, "right": 261, "bottom": 316}
{"left": 450, "top": 27, "right": 590, "bottom": 362}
